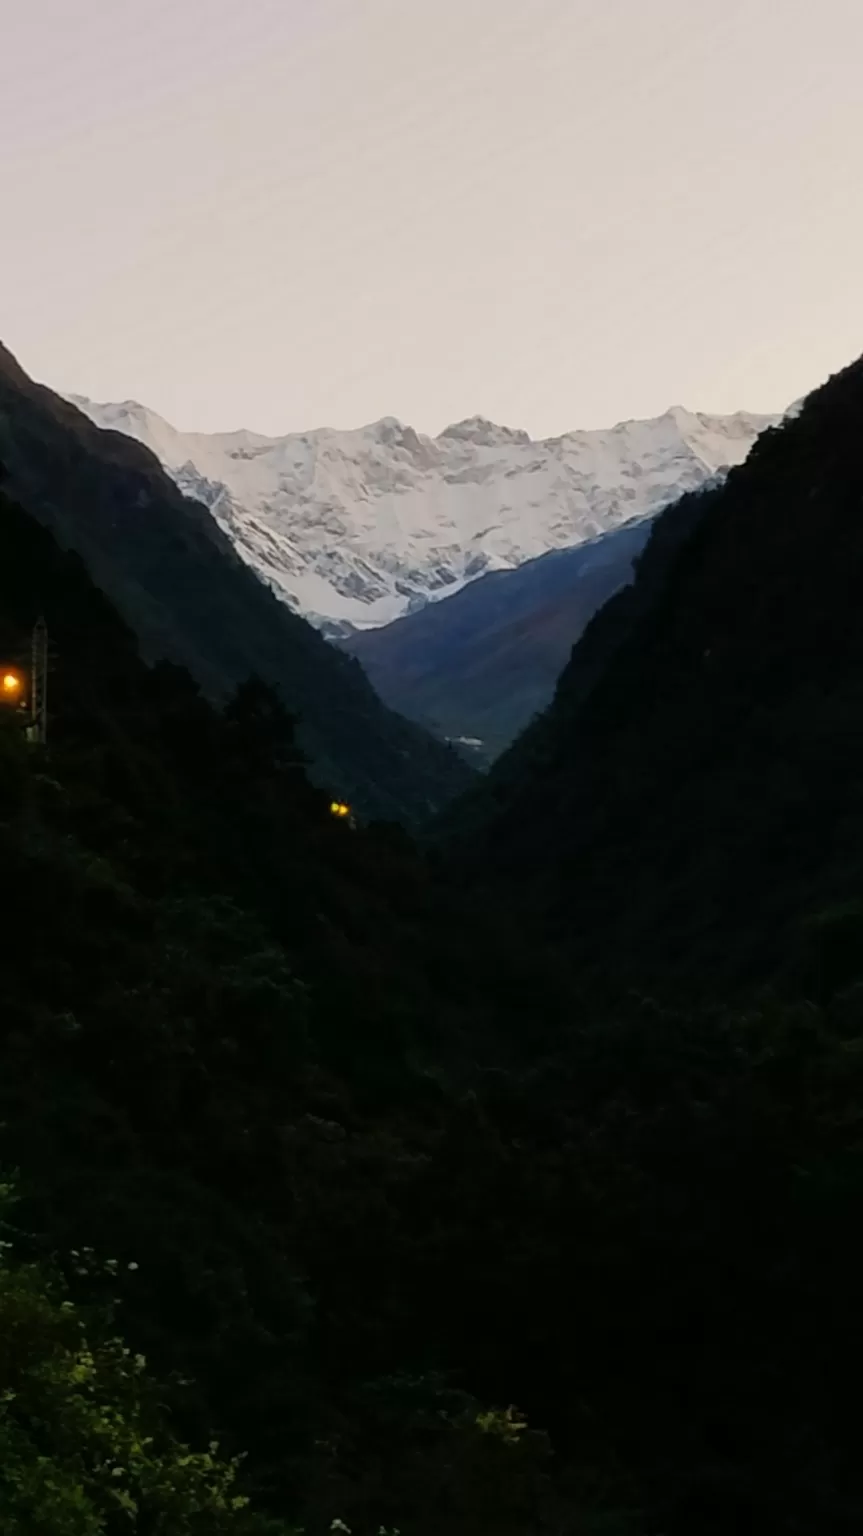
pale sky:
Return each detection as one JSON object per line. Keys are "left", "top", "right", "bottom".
{"left": 2, "top": 0, "right": 862, "bottom": 437}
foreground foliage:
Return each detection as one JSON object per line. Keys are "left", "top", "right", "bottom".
{"left": 0, "top": 1186, "right": 291, "bottom": 1534}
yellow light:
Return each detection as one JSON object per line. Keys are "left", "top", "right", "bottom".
{"left": 2, "top": 672, "right": 21, "bottom": 694}
{"left": 329, "top": 800, "right": 351, "bottom": 819}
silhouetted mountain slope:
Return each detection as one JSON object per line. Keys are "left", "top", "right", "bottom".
{"left": 450, "top": 356, "right": 863, "bottom": 991}
{"left": 4, "top": 388, "right": 863, "bottom": 1534}
{"left": 343, "top": 515, "right": 654, "bottom": 761}
{"left": 0, "top": 343, "right": 472, "bottom": 824}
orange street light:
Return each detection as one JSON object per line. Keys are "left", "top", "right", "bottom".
{"left": 2, "top": 671, "right": 23, "bottom": 699}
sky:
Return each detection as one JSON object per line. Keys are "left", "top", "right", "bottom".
{"left": 2, "top": 0, "right": 862, "bottom": 438}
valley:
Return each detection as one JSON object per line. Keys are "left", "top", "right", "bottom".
{"left": 1, "top": 341, "right": 860, "bottom": 1536}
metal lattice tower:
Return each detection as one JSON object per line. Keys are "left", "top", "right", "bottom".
{"left": 30, "top": 616, "right": 48, "bottom": 745}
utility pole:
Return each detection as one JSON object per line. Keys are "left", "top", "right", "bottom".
{"left": 30, "top": 615, "right": 48, "bottom": 745}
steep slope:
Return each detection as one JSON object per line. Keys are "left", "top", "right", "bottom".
{"left": 0, "top": 475, "right": 567, "bottom": 1532}
{"left": 4, "top": 413, "right": 863, "bottom": 1535}
{"left": 450, "top": 355, "right": 863, "bottom": 991}
{"left": 0, "top": 343, "right": 472, "bottom": 823}
{"left": 343, "top": 514, "right": 656, "bottom": 761}
{"left": 68, "top": 393, "right": 775, "bottom": 632}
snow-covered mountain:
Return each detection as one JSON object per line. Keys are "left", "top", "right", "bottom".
{"left": 66, "top": 396, "right": 777, "bottom": 634}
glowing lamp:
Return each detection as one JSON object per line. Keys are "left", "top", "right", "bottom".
{"left": 2, "top": 672, "right": 22, "bottom": 696}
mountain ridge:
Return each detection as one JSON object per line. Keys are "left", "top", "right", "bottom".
{"left": 67, "top": 390, "right": 777, "bottom": 634}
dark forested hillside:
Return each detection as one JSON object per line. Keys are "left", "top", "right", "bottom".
{"left": 2, "top": 354, "right": 863, "bottom": 1536}
{"left": 0, "top": 342, "right": 472, "bottom": 825}
{"left": 0, "top": 474, "right": 588, "bottom": 1534}
{"left": 448, "top": 357, "right": 863, "bottom": 993}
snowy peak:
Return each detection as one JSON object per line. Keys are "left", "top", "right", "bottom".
{"left": 66, "top": 393, "right": 192, "bottom": 469}
{"left": 66, "top": 393, "right": 778, "bottom": 634}
{"left": 654, "top": 405, "right": 773, "bottom": 472}
{"left": 438, "top": 416, "right": 532, "bottom": 447}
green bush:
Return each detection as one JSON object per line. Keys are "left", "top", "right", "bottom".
{"left": 0, "top": 1182, "right": 292, "bottom": 1536}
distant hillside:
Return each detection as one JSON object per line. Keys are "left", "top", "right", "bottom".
{"left": 0, "top": 343, "right": 472, "bottom": 824}
{"left": 343, "top": 514, "right": 655, "bottom": 761}
{"left": 446, "top": 355, "right": 863, "bottom": 991}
